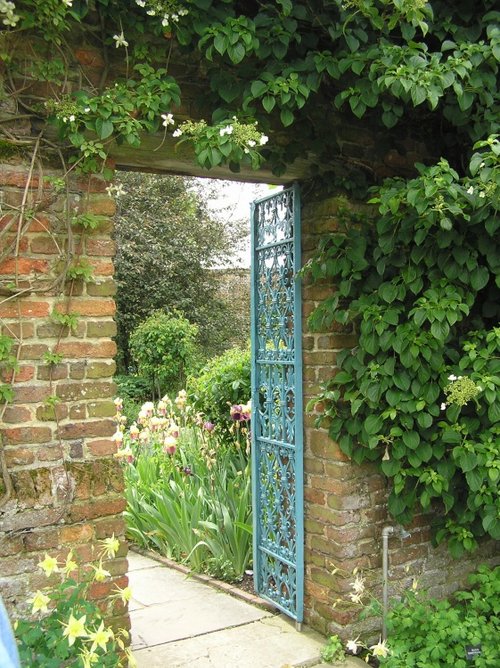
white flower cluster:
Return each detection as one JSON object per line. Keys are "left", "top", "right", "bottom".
{"left": 0, "top": 0, "right": 20, "bottom": 27}
{"left": 134, "top": 0, "right": 188, "bottom": 27}
{"left": 105, "top": 183, "right": 127, "bottom": 198}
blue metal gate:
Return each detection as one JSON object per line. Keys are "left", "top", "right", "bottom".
{"left": 250, "top": 184, "right": 304, "bottom": 623}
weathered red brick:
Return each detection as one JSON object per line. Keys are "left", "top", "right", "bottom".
{"left": 3, "top": 426, "right": 53, "bottom": 445}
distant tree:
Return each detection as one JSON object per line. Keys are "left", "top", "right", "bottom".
{"left": 129, "top": 310, "right": 199, "bottom": 398}
{"left": 114, "top": 173, "right": 248, "bottom": 371}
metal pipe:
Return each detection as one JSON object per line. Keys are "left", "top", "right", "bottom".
{"left": 382, "top": 525, "right": 395, "bottom": 640}
{"left": 382, "top": 525, "right": 411, "bottom": 640}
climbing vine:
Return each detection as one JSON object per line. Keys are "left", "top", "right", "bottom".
{"left": 304, "top": 138, "right": 499, "bottom": 555}
{"left": 0, "top": 1, "right": 498, "bottom": 550}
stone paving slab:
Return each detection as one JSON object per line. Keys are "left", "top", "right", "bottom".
{"left": 133, "top": 614, "right": 324, "bottom": 668}
{"left": 128, "top": 551, "right": 365, "bottom": 668}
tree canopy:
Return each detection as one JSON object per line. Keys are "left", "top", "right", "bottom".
{"left": 114, "top": 173, "right": 247, "bottom": 370}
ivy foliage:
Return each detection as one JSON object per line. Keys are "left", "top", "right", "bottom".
{"left": 304, "top": 139, "right": 500, "bottom": 555}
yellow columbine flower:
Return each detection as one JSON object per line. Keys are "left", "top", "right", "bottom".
{"left": 30, "top": 590, "right": 50, "bottom": 614}
{"left": 91, "top": 561, "right": 111, "bottom": 582}
{"left": 100, "top": 534, "right": 120, "bottom": 559}
{"left": 113, "top": 585, "right": 132, "bottom": 605}
{"left": 62, "top": 551, "right": 78, "bottom": 576}
{"left": 62, "top": 613, "right": 87, "bottom": 646}
{"left": 125, "top": 648, "right": 137, "bottom": 668}
{"left": 79, "top": 648, "right": 99, "bottom": 668}
{"left": 88, "top": 621, "right": 113, "bottom": 652}
{"left": 38, "top": 553, "right": 59, "bottom": 577}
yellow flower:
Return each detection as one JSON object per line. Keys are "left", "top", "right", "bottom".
{"left": 125, "top": 647, "right": 137, "bottom": 668}
{"left": 100, "top": 534, "right": 120, "bottom": 559}
{"left": 88, "top": 621, "right": 113, "bottom": 652}
{"left": 370, "top": 638, "right": 390, "bottom": 658}
{"left": 38, "top": 553, "right": 59, "bottom": 577}
{"left": 62, "top": 551, "right": 78, "bottom": 576}
{"left": 115, "top": 627, "right": 130, "bottom": 650}
{"left": 113, "top": 585, "right": 132, "bottom": 605}
{"left": 91, "top": 561, "right": 111, "bottom": 582}
{"left": 62, "top": 613, "right": 87, "bottom": 646}
{"left": 30, "top": 590, "right": 50, "bottom": 614}
{"left": 79, "top": 648, "right": 99, "bottom": 668}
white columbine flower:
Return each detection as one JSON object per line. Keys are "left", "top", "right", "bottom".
{"left": 346, "top": 638, "right": 360, "bottom": 654}
{"left": 113, "top": 32, "right": 129, "bottom": 48}
{"left": 172, "top": 128, "right": 183, "bottom": 137}
{"left": 259, "top": 134, "right": 269, "bottom": 145}
{"left": 161, "top": 113, "right": 174, "bottom": 127}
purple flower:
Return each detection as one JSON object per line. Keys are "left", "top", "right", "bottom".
{"left": 203, "top": 421, "right": 215, "bottom": 432}
{"left": 230, "top": 404, "right": 243, "bottom": 421}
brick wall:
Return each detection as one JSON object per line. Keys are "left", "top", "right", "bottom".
{"left": 0, "top": 156, "right": 128, "bottom": 630}
{"left": 300, "top": 196, "right": 498, "bottom": 638}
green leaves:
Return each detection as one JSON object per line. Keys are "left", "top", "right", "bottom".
{"left": 304, "top": 144, "right": 500, "bottom": 554}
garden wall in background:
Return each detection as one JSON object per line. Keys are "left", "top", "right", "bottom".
{"left": 0, "top": 150, "right": 128, "bottom": 629}
{"left": 300, "top": 195, "right": 498, "bottom": 637}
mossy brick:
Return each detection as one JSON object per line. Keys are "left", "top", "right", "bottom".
{"left": 56, "top": 381, "right": 115, "bottom": 401}
{"left": 86, "top": 361, "right": 116, "bottom": 378}
{"left": 86, "top": 280, "right": 117, "bottom": 297}
{"left": 69, "top": 404, "right": 87, "bottom": 419}
{"left": 36, "top": 321, "right": 86, "bottom": 338}
{"left": 36, "top": 403, "right": 68, "bottom": 421}
{"left": 86, "top": 320, "right": 117, "bottom": 337}
{"left": 86, "top": 238, "right": 116, "bottom": 257}
{"left": 87, "top": 400, "right": 116, "bottom": 418}
{"left": 69, "top": 362, "right": 86, "bottom": 380}
{"left": 37, "top": 364, "right": 68, "bottom": 381}
{"left": 305, "top": 518, "right": 326, "bottom": 535}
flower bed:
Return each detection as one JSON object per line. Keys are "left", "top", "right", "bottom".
{"left": 115, "top": 392, "right": 253, "bottom": 582}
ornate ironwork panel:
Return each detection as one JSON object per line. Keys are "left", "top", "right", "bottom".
{"left": 251, "top": 184, "right": 304, "bottom": 622}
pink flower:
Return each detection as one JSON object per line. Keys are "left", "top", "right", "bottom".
{"left": 203, "top": 421, "right": 215, "bottom": 432}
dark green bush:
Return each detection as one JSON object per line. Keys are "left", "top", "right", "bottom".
{"left": 187, "top": 345, "right": 251, "bottom": 442}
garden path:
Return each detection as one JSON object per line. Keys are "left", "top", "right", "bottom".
{"left": 128, "top": 550, "right": 364, "bottom": 668}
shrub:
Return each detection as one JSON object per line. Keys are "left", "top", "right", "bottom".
{"left": 187, "top": 345, "right": 251, "bottom": 444}
{"left": 378, "top": 565, "right": 500, "bottom": 667}
{"left": 129, "top": 310, "right": 199, "bottom": 398}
